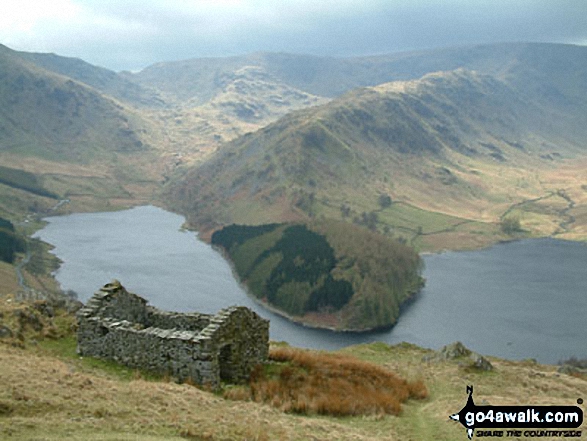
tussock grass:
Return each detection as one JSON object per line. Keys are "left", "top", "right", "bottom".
{"left": 234, "top": 346, "right": 427, "bottom": 416}
{"left": 2, "top": 314, "right": 587, "bottom": 440}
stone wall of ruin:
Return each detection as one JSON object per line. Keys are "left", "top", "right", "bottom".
{"left": 76, "top": 283, "right": 269, "bottom": 387}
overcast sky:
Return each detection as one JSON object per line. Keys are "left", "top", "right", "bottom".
{"left": 1, "top": 0, "right": 586, "bottom": 72}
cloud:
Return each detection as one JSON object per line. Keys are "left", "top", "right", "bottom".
{"left": 0, "top": 0, "right": 585, "bottom": 71}
{"left": 0, "top": 0, "right": 80, "bottom": 49}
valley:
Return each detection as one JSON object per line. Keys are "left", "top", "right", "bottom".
{"left": 0, "top": 41, "right": 586, "bottom": 320}
{"left": 1, "top": 40, "right": 587, "bottom": 440}
{"left": 2, "top": 43, "right": 586, "bottom": 224}
{"left": 1, "top": 41, "right": 587, "bottom": 307}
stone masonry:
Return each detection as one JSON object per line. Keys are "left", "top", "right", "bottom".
{"left": 76, "top": 281, "right": 269, "bottom": 388}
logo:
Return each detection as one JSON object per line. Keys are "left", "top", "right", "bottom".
{"left": 450, "top": 386, "right": 583, "bottom": 439}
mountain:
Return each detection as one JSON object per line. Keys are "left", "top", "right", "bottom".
{"left": 17, "top": 48, "right": 165, "bottom": 108}
{"left": 1, "top": 41, "right": 586, "bottom": 249}
{"left": 131, "top": 43, "right": 587, "bottom": 103}
{"left": 0, "top": 44, "right": 166, "bottom": 218}
{"left": 167, "top": 43, "right": 587, "bottom": 250}
{"left": 143, "top": 64, "right": 328, "bottom": 156}
{"left": 130, "top": 43, "right": 587, "bottom": 159}
{"left": 0, "top": 44, "right": 151, "bottom": 162}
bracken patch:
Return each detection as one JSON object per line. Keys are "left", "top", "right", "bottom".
{"left": 234, "top": 347, "right": 427, "bottom": 417}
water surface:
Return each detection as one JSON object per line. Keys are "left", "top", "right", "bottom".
{"left": 34, "top": 205, "right": 587, "bottom": 364}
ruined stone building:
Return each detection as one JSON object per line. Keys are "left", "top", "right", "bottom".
{"left": 77, "top": 281, "right": 269, "bottom": 388}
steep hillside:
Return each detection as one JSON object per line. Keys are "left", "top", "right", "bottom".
{"left": 144, "top": 64, "right": 328, "bottom": 157}
{"left": 212, "top": 220, "right": 423, "bottom": 331}
{"left": 0, "top": 44, "right": 150, "bottom": 163}
{"left": 16, "top": 48, "right": 165, "bottom": 108}
{"left": 133, "top": 43, "right": 587, "bottom": 162}
{"left": 0, "top": 44, "right": 168, "bottom": 221}
{"left": 167, "top": 57, "right": 587, "bottom": 249}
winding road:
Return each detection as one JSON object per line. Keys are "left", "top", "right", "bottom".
{"left": 14, "top": 199, "right": 69, "bottom": 300}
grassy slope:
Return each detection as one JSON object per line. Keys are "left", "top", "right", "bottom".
{"left": 0, "top": 44, "right": 166, "bottom": 216}
{"left": 167, "top": 66, "right": 587, "bottom": 251}
{"left": 0, "top": 47, "right": 169, "bottom": 201}
{"left": 130, "top": 43, "right": 586, "bottom": 164}
{"left": 0, "top": 297, "right": 585, "bottom": 441}
{"left": 0, "top": 46, "right": 149, "bottom": 163}
{"left": 17, "top": 48, "right": 165, "bottom": 108}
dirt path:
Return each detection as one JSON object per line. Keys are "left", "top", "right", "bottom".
{"left": 14, "top": 244, "right": 32, "bottom": 299}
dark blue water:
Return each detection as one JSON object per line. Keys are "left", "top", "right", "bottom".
{"left": 34, "top": 205, "right": 587, "bottom": 364}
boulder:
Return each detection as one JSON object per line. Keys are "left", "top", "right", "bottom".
{"left": 438, "top": 341, "right": 471, "bottom": 359}
{"left": 0, "top": 325, "right": 13, "bottom": 339}
{"left": 425, "top": 341, "right": 494, "bottom": 371}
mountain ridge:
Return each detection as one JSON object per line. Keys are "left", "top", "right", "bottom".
{"left": 166, "top": 49, "right": 587, "bottom": 249}
{"left": 131, "top": 42, "right": 587, "bottom": 101}
{"left": 14, "top": 47, "right": 166, "bottom": 108}
{"left": 1, "top": 41, "right": 586, "bottom": 250}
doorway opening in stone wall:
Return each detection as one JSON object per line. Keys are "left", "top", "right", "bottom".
{"left": 219, "top": 343, "right": 234, "bottom": 381}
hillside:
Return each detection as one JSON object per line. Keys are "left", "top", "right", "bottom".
{"left": 167, "top": 46, "right": 587, "bottom": 250}
{"left": 112, "top": 43, "right": 587, "bottom": 167}
{"left": 17, "top": 49, "right": 165, "bottom": 108}
{"left": 131, "top": 43, "right": 587, "bottom": 104}
{"left": 0, "top": 217, "right": 24, "bottom": 264}
{"left": 142, "top": 64, "right": 329, "bottom": 157}
{"left": 7, "top": 42, "right": 586, "bottom": 174}
{"left": 0, "top": 44, "right": 168, "bottom": 220}
{"left": 0, "top": 44, "right": 152, "bottom": 162}
{"left": 0, "top": 295, "right": 585, "bottom": 440}
{"left": 212, "top": 220, "right": 423, "bottom": 331}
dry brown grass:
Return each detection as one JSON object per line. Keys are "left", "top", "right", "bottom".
{"left": 1, "top": 314, "right": 587, "bottom": 440}
{"left": 0, "top": 343, "right": 403, "bottom": 441}
{"left": 238, "top": 346, "right": 427, "bottom": 417}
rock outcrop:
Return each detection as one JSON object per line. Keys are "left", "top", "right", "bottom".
{"left": 423, "top": 341, "right": 494, "bottom": 371}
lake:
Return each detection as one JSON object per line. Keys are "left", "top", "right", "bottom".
{"left": 34, "top": 205, "right": 587, "bottom": 364}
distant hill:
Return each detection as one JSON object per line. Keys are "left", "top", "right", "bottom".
{"left": 167, "top": 43, "right": 587, "bottom": 249}
{"left": 0, "top": 44, "right": 150, "bottom": 163}
{"left": 131, "top": 43, "right": 587, "bottom": 159}
{"left": 143, "top": 64, "right": 329, "bottom": 155}
{"left": 131, "top": 43, "right": 587, "bottom": 104}
{"left": 17, "top": 48, "right": 165, "bottom": 108}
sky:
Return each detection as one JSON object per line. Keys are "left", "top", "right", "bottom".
{"left": 0, "top": 0, "right": 586, "bottom": 72}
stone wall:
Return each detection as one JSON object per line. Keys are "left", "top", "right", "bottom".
{"left": 77, "top": 281, "right": 269, "bottom": 388}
